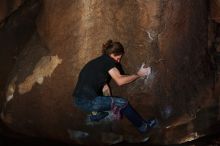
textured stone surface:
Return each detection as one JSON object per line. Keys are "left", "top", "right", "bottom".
{"left": 0, "top": 0, "right": 219, "bottom": 145}
{"left": 0, "top": 0, "right": 25, "bottom": 22}
{"left": 0, "top": 0, "right": 41, "bottom": 116}
{"left": 210, "top": 0, "right": 220, "bottom": 23}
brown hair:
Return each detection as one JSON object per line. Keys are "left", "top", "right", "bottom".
{"left": 102, "top": 40, "right": 124, "bottom": 56}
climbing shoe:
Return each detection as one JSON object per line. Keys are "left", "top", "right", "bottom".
{"left": 89, "top": 111, "right": 109, "bottom": 122}
{"left": 138, "top": 118, "right": 158, "bottom": 134}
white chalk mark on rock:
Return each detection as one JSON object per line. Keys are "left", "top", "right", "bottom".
{"left": 147, "top": 31, "right": 154, "bottom": 40}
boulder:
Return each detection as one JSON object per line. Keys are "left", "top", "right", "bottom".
{"left": 1, "top": 0, "right": 219, "bottom": 145}
{"left": 0, "top": 0, "right": 25, "bottom": 22}
{"left": 210, "top": 0, "right": 220, "bottom": 23}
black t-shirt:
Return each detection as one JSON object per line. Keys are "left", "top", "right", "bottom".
{"left": 73, "top": 55, "right": 118, "bottom": 100}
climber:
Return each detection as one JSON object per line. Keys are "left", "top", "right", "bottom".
{"left": 73, "top": 39, "right": 157, "bottom": 134}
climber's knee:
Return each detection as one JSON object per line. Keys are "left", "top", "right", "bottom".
{"left": 112, "top": 97, "right": 128, "bottom": 108}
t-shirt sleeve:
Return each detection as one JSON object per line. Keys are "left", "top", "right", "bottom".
{"left": 115, "top": 63, "right": 125, "bottom": 75}
{"left": 104, "top": 58, "right": 116, "bottom": 72}
{"left": 107, "top": 61, "right": 116, "bottom": 71}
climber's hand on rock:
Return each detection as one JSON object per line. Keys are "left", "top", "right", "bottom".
{"left": 145, "top": 66, "right": 151, "bottom": 77}
{"left": 137, "top": 63, "right": 151, "bottom": 77}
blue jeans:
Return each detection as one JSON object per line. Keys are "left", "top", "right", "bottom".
{"left": 74, "top": 96, "right": 144, "bottom": 128}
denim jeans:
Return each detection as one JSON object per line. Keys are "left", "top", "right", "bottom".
{"left": 74, "top": 96, "right": 144, "bottom": 128}
{"left": 74, "top": 96, "right": 113, "bottom": 112}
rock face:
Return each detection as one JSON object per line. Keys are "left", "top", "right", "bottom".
{"left": 0, "top": 0, "right": 24, "bottom": 104}
{"left": 210, "top": 0, "right": 220, "bottom": 23}
{"left": 0, "top": 0, "right": 41, "bottom": 117}
{"left": 0, "top": 0, "right": 219, "bottom": 145}
{"left": 0, "top": 0, "right": 25, "bottom": 22}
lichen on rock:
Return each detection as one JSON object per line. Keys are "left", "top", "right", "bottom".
{"left": 18, "top": 55, "right": 62, "bottom": 94}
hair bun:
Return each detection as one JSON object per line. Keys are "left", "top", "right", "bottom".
{"left": 103, "top": 39, "right": 113, "bottom": 49}
{"left": 106, "top": 39, "right": 113, "bottom": 45}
